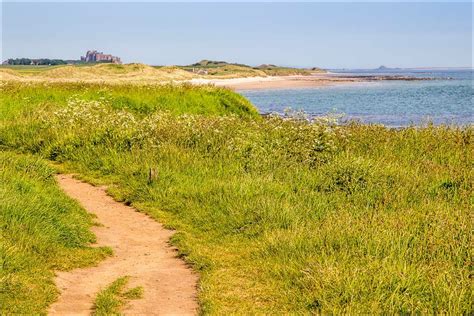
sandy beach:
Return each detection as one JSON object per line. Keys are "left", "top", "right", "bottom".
{"left": 187, "top": 72, "right": 440, "bottom": 91}
{"left": 188, "top": 73, "right": 365, "bottom": 90}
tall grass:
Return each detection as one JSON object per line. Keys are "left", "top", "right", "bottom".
{"left": 1, "top": 81, "right": 472, "bottom": 313}
{"left": 0, "top": 151, "right": 111, "bottom": 314}
{"left": 0, "top": 82, "right": 258, "bottom": 121}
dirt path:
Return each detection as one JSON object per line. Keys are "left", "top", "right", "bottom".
{"left": 49, "top": 174, "right": 198, "bottom": 315}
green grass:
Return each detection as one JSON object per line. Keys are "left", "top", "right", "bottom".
{"left": 0, "top": 151, "right": 111, "bottom": 314}
{"left": 179, "top": 59, "right": 320, "bottom": 76}
{"left": 93, "top": 276, "right": 143, "bottom": 315}
{"left": 180, "top": 64, "right": 313, "bottom": 77}
{"left": 257, "top": 66, "right": 316, "bottom": 76}
{"left": 0, "top": 81, "right": 472, "bottom": 314}
{"left": 0, "top": 82, "right": 258, "bottom": 121}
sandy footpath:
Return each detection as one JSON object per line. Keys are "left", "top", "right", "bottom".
{"left": 49, "top": 174, "right": 198, "bottom": 315}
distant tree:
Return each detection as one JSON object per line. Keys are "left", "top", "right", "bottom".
{"left": 7, "top": 58, "right": 31, "bottom": 65}
{"left": 8, "top": 58, "right": 32, "bottom": 65}
{"left": 5, "top": 58, "right": 68, "bottom": 65}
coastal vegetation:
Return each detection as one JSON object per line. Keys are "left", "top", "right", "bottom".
{"left": 0, "top": 60, "right": 324, "bottom": 82}
{"left": 0, "top": 151, "right": 111, "bottom": 314}
{"left": 0, "top": 64, "right": 196, "bottom": 83}
{"left": 0, "top": 81, "right": 472, "bottom": 314}
{"left": 0, "top": 82, "right": 257, "bottom": 119}
{"left": 179, "top": 59, "right": 323, "bottom": 77}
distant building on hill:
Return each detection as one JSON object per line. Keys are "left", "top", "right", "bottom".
{"left": 81, "top": 50, "right": 121, "bottom": 64}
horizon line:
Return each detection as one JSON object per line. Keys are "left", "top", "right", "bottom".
{"left": 1, "top": 56, "right": 472, "bottom": 70}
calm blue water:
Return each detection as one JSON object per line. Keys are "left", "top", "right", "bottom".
{"left": 240, "top": 69, "right": 473, "bottom": 127}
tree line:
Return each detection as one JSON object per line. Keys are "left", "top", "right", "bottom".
{"left": 5, "top": 58, "right": 72, "bottom": 66}
{"left": 4, "top": 58, "right": 114, "bottom": 66}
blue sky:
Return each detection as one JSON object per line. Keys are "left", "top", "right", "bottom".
{"left": 1, "top": 2, "right": 472, "bottom": 68}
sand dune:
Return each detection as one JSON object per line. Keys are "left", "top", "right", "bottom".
{"left": 0, "top": 64, "right": 196, "bottom": 83}
{"left": 1, "top": 64, "right": 364, "bottom": 89}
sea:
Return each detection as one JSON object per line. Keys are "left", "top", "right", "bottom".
{"left": 240, "top": 69, "right": 473, "bottom": 127}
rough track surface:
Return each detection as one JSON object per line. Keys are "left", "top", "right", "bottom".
{"left": 49, "top": 174, "right": 198, "bottom": 315}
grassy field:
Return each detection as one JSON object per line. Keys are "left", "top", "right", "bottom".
{"left": 1, "top": 81, "right": 472, "bottom": 313}
{"left": 0, "top": 151, "right": 111, "bottom": 314}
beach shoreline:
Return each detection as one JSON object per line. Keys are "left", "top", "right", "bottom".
{"left": 187, "top": 72, "right": 437, "bottom": 91}
{"left": 0, "top": 66, "right": 440, "bottom": 89}
{"left": 188, "top": 73, "right": 362, "bottom": 90}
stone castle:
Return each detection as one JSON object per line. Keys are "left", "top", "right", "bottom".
{"left": 81, "top": 50, "right": 121, "bottom": 64}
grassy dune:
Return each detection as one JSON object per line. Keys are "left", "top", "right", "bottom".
{"left": 0, "top": 64, "right": 195, "bottom": 83}
{"left": 180, "top": 64, "right": 314, "bottom": 78}
{"left": 0, "top": 61, "right": 323, "bottom": 83}
{"left": 0, "top": 82, "right": 258, "bottom": 120}
{"left": 0, "top": 152, "right": 111, "bottom": 314}
{"left": 180, "top": 59, "right": 324, "bottom": 77}
{"left": 1, "top": 81, "right": 472, "bottom": 313}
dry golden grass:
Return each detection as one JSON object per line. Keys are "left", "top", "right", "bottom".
{"left": 0, "top": 63, "right": 317, "bottom": 84}
{"left": 0, "top": 63, "right": 197, "bottom": 84}
{"left": 0, "top": 68, "right": 21, "bottom": 81}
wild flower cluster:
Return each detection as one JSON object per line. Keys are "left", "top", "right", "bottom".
{"left": 50, "top": 98, "right": 136, "bottom": 131}
{"left": 44, "top": 98, "right": 348, "bottom": 168}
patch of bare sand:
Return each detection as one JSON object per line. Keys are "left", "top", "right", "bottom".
{"left": 49, "top": 174, "right": 198, "bottom": 316}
